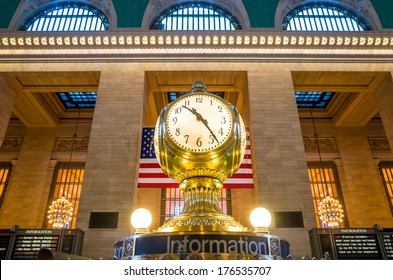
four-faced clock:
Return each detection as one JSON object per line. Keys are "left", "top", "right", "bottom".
{"left": 165, "top": 93, "right": 233, "bottom": 152}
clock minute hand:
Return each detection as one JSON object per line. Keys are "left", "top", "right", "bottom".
{"left": 197, "top": 113, "right": 220, "bottom": 145}
{"left": 181, "top": 105, "right": 220, "bottom": 144}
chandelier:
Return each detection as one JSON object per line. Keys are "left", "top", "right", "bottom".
{"left": 310, "top": 108, "right": 345, "bottom": 228}
{"left": 47, "top": 195, "right": 74, "bottom": 229}
{"left": 317, "top": 196, "right": 344, "bottom": 228}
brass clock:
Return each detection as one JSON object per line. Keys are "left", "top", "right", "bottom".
{"left": 154, "top": 80, "right": 246, "bottom": 184}
{"left": 166, "top": 93, "right": 233, "bottom": 153}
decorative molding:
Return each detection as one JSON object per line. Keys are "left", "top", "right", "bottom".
{"left": 373, "top": 158, "right": 381, "bottom": 167}
{"left": 159, "top": 217, "right": 249, "bottom": 231}
{"left": 303, "top": 137, "right": 338, "bottom": 153}
{"left": 1, "top": 31, "right": 392, "bottom": 48}
{"left": 1, "top": 31, "right": 392, "bottom": 63}
{"left": 333, "top": 158, "right": 343, "bottom": 167}
{"left": 368, "top": 137, "right": 391, "bottom": 153}
{"left": 0, "top": 137, "right": 23, "bottom": 153}
{"left": 55, "top": 137, "right": 89, "bottom": 152}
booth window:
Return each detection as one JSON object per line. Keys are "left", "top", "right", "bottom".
{"left": 44, "top": 162, "right": 85, "bottom": 228}
{"left": 379, "top": 161, "right": 393, "bottom": 215}
{"left": 283, "top": 2, "right": 371, "bottom": 31}
{"left": 307, "top": 161, "right": 347, "bottom": 227}
{"left": 151, "top": 2, "right": 241, "bottom": 30}
{"left": 0, "top": 162, "right": 12, "bottom": 208}
{"left": 21, "top": 3, "right": 109, "bottom": 31}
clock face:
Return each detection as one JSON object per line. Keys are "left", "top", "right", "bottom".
{"left": 166, "top": 94, "right": 233, "bottom": 152}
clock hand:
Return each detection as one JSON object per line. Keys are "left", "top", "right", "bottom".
{"left": 181, "top": 105, "right": 220, "bottom": 144}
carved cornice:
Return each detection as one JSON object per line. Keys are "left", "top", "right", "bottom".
{"left": 1, "top": 31, "right": 392, "bottom": 62}
{"left": 368, "top": 137, "right": 391, "bottom": 153}
{"left": 0, "top": 137, "right": 23, "bottom": 153}
{"left": 1, "top": 31, "right": 392, "bottom": 48}
{"left": 55, "top": 137, "right": 89, "bottom": 152}
{"left": 303, "top": 137, "right": 338, "bottom": 153}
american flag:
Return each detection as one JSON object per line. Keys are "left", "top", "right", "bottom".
{"left": 137, "top": 127, "right": 254, "bottom": 188}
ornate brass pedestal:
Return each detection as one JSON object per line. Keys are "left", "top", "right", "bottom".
{"left": 158, "top": 177, "right": 248, "bottom": 232}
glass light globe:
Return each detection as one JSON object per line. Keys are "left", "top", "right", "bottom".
{"left": 130, "top": 208, "right": 152, "bottom": 232}
{"left": 250, "top": 207, "right": 272, "bottom": 232}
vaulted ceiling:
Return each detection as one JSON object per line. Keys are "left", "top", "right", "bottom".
{"left": 3, "top": 70, "right": 388, "bottom": 128}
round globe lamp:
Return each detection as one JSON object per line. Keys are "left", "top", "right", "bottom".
{"left": 131, "top": 208, "right": 152, "bottom": 234}
{"left": 250, "top": 207, "right": 272, "bottom": 233}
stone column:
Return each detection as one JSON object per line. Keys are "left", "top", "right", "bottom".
{"left": 335, "top": 127, "right": 393, "bottom": 227}
{"left": 374, "top": 72, "right": 393, "bottom": 154}
{"left": 77, "top": 70, "right": 144, "bottom": 259}
{"left": 0, "top": 74, "right": 16, "bottom": 146}
{"left": 0, "top": 134, "right": 56, "bottom": 228}
{"left": 248, "top": 69, "right": 314, "bottom": 258}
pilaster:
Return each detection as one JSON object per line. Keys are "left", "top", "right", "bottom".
{"left": 76, "top": 70, "right": 145, "bottom": 259}
{"left": 0, "top": 135, "right": 55, "bottom": 228}
{"left": 0, "top": 74, "right": 16, "bottom": 146}
{"left": 248, "top": 69, "right": 314, "bottom": 258}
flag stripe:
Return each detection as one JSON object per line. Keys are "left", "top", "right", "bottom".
{"left": 138, "top": 127, "right": 254, "bottom": 188}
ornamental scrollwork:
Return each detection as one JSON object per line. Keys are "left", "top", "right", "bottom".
{"left": 0, "top": 138, "right": 23, "bottom": 153}
{"left": 55, "top": 138, "right": 89, "bottom": 152}
{"left": 303, "top": 137, "right": 337, "bottom": 153}
{"left": 368, "top": 137, "right": 391, "bottom": 152}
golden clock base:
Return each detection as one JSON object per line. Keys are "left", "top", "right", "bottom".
{"left": 157, "top": 213, "right": 250, "bottom": 232}
{"left": 157, "top": 177, "right": 249, "bottom": 232}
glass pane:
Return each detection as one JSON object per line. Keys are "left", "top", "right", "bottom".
{"left": 46, "top": 162, "right": 85, "bottom": 229}
{"left": 0, "top": 163, "right": 12, "bottom": 208}
{"left": 307, "top": 162, "right": 346, "bottom": 228}
{"left": 152, "top": 3, "right": 240, "bottom": 30}
{"left": 283, "top": 3, "right": 369, "bottom": 31}
{"left": 22, "top": 3, "right": 109, "bottom": 31}
{"left": 379, "top": 162, "right": 393, "bottom": 215}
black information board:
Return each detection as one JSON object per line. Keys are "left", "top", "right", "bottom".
{"left": 0, "top": 230, "right": 13, "bottom": 260}
{"left": 380, "top": 228, "right": 393, "bottom": 260}
{"left": 12, "top": 233, "right": 60, "bottom": 259}
{"left": 309, "top": 228, "right": 392, "bottom": 260}
{"left": 0, "top": 228, "right": 84, "bottom": 260}
{"left": 334, "top": 232, "right": 382, "bottom": 259}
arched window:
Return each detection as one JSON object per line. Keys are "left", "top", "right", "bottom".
{"left": 0, "top": 162, "right": 12, "bottom": 209}
{"left": 307, "top": 162, "right": 348, "bottom": 228}
{"left": 45, "top": 162, "right": 85, "bottom": 229}
{"left": 379, "top": 161, "right": 393, "bottom": 215}
{"left": 151, "top": 2, "right": 241, "bottom": 30}
{"left": 21, "top": 3, "right": 109, "bottom": 31}
{"left": 283, "top": 2, "right": 371, "bottom": 31}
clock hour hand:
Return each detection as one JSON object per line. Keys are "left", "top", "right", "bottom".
{"left": 181, "top": 105, "right": 220, "bottom": 144}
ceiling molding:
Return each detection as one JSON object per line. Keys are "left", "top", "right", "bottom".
{"left": 1, "top": 31, "right": 392, "bottom": 48}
